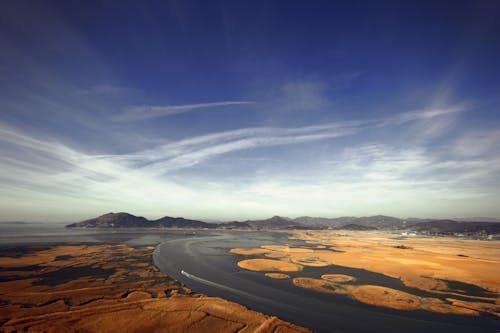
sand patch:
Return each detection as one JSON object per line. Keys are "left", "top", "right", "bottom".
{"left": 321, "top": 274, "right": 356, "bottom": 283}
{"left": 264, "top": 252, "right": 289, "bottom": 259}
{"left": 265, "top": 273, "right": 290, "bottom": 279}
{"left": 351, "top": 285, "right": 481, "bottom": 316}
{"left": 238, "top": 259, "right": 303, "bottom": 272}
{"left": 351, "top": 285, "right": 422, "bottom": 310}
{"left": 292, "top": 278, "right": 350, "bottom": 295}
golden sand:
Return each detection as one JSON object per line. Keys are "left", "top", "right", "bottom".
{"left": 321, "top": 274, "right": 356, "bottom": 283}
{"left": 292, "top": 277, "right": 350, "bottom": 295}
{"left": 265, "top": 273, "right": 291, "bottom": 279}
{"left": 351, "top": 285, "right": 480, "bottom": 316}
{"left": 237, "top": 259, "right": 303, "bottom": 272}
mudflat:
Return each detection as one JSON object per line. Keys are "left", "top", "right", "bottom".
{"left": 232, "top": 230, "right": 500, "bottom": 317}
{"left": 0, "top": 244, "right": 310, "bottom": 333}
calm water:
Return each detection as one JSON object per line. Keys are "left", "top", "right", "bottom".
{"left": 0, "top": 222, "right": 197, "bottom": 246}
{"left": 1, "top": 224, "right": 498, "bottom": 333}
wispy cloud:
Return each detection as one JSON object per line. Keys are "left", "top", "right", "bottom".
{"left": 116, "top": 101, "right": 255, "bottom": 121}
{"left": 382, "top": 103, "right": 468, "bottom": 126}
{"left": 0, "top": 103, "right": 473, "bottom": 176}
{"left": 2, "top": 101, "right": 499, "bottom": 221}
{"left": 141, "top": 127, "right": 359, "bottom": 174}
{"left": 89, "top": 120, "right": 363, "bottom": 175}
{"left": 80, "top": 103, "right": 470, "bottom": 175}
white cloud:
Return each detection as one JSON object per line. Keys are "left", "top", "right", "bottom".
{"left": 383, "top": 103, "right": 467, "bottom": 125}
{"left": 117, "top": 122, "right": 361, "bottom": 173}
{"left": 116, "top": 101, "right": 255, "bottom": 121}
{"left": 103, "top": 104, "right": 468, "bottom": 175}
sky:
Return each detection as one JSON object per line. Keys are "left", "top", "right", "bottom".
{"left": 1, "top": 1, "right": 500, "bottom": 222}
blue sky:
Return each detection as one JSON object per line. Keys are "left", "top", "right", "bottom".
{"left": 1, "top": 1, "right": 500, "bottom": 222}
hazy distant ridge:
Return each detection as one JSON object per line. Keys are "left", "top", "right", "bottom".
{"left": 66, "top": 212, "right": 500, "bottom": 235}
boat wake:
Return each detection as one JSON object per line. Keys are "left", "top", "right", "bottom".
{"left": 180, "top": 269, "right": 275, "bottom": 305}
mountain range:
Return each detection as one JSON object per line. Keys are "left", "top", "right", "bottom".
{"left": 66, "top": 212, "right": 500, "bottom": 236}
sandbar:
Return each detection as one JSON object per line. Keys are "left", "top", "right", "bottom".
{"left": 237, "top": 258, "right": 303, "bottom": 272}
{"left": 321, "top": 274, "right": 356, "bottom": 283}
{"left": 265, "top": 273, "right": 291, "bottom": 279}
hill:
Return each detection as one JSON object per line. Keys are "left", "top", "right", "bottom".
{"left": 66, "top": 213, "right": 151, "bottom": 228}
{"left": 66, "top": 213, "right": 500, "bottom": 237}
{"left": 66, "top": 212, "right": 213, "bottom": 229}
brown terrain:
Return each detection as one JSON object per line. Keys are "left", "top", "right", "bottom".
{"left": 0, "top": 244, "right": 311, "bottom": 333}
{"left": 265, "top": 273, "right": 291, "bottom": 280}
{"left": 231, "top": 230, "right": 500, "bottom": 317}
{"left": 237, "top": 259, "right": 303, "bottom": 273}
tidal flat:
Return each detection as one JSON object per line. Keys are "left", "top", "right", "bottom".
{"left": 232, "top": 231, "right": 500, "bottom": 322}
{"left": 1, "top": 225, "right": 499, "bottom": 333}
{"left": 0, "top": 226, "right": 309, "bottom": 333}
